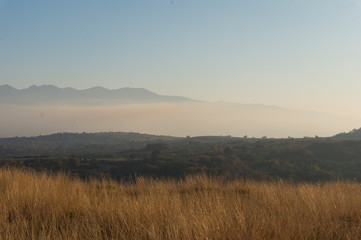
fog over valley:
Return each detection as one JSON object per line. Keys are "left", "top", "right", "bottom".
{"left": 0, "top": 101, "right": 358, "bottom": 138}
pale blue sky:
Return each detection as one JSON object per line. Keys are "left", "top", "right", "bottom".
{"left": 1, "top": 0, "right": 361, "bottom": 116}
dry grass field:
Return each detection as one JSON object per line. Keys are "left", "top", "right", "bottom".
{"left": 1, "top": 168, "right": 361, "bottom": 239}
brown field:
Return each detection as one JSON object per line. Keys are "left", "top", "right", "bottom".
{"left": 1, "top": 168, "right": 361, "bottom": 239}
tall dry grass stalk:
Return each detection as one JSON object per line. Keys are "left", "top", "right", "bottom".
{"left": 0, "top": 168, "right": 361, "bottom": 239}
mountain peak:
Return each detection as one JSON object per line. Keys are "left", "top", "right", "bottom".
{"left": 27, "top": 84, "right": 59, "bottom": 90}
{"left": 0, "top": 84, "right": 17, "bottom": 91}
{"left": 84, "top": 86, "right": 109, "bottom": 91}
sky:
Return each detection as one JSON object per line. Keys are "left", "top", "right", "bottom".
{"left": 1, "top": 0, "right": 361, "bottom": 117}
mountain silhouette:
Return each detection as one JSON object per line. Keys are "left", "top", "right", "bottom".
{"left": 0, "top": 85, "right": 196, "bottom": 105}
{"left": 333, "top": 128, "right": 361, "bottom": 139}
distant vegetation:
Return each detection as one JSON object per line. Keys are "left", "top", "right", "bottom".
{"left": 2, "top": 131, "right": 361, "bottom": 239}
{"left": 1, "top": 168, "right": 361, "bottom": 239}
{"left": 2, "top": 131, "right": 361, "bottom": 182}
{"left": 333, "top": 128, "right": 361, "bottom": 139}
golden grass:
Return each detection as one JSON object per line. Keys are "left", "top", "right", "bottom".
{"left": 0, "top": 168, "right": 361, "bottom": 239}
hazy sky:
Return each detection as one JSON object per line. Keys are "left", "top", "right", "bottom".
{"left": 1, "top": 0, "right": 361, "bottom": 117}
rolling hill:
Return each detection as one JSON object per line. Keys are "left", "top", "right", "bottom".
{"left": 333, "top": 128, "right": 361, "bottom": 139}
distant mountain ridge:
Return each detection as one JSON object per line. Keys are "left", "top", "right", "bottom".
{"left": 0, "top": 84, "right": 196, "bottom": 105}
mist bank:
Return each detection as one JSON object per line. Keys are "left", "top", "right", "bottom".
{"left": 0, "top": 103, "right": 358, "bottom": 138}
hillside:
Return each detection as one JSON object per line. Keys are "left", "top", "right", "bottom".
{"left": 334, "top": 128, "right": 361, "bottom": 139}
{"left": 0, "top": 132, "right": 181, "bottom": 157}
{"left": 0, "top": 132, "right": 180, "bottom": 146}
{"left": 3, "top": 133, "right": 361, "bottom": 182}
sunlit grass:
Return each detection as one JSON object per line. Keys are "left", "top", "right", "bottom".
{"left": 0, "top": 168, "right": 361, "bottom": 239}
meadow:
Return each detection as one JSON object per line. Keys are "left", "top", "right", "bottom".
{"left": 1, "top": 168, "right": 361, "bottom": 239}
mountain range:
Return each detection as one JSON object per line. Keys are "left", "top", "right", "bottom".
{"left": 0, "top": 84, "right": 360, "bottom": 138}
{"left": 0, "top": 84, "right": 196, "bottom": 105}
